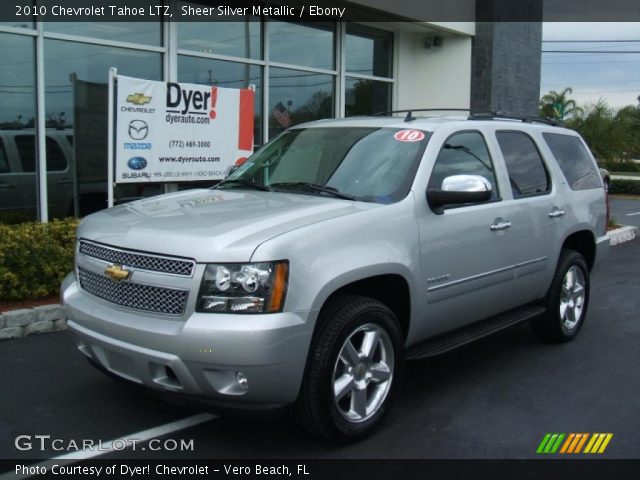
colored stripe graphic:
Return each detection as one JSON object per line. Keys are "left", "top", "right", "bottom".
{"left": 550, "top": 433, "right": 565, "bottom": 453}
{"left": 574, "top": 433, "right": 589, "bottom": 453}
{"left": 567, "top": 433, "right": 588, "bottom": 453}
{"left": 584, "top": 433, "right": 613, "bottom": 454}
{"left": 536, "top": 433, "right": 552, "bottom": 453}
{"left": 560, "top": 433, "right": 575, "bottom": 453}
{"left": 539, "top": 433, "right": 613, "bottom": 454}
{"left": 537, "top": 433, "right": 565, "bottom": 453}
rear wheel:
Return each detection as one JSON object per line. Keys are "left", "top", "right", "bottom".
{"left": 296, "top": 295, "right": 404, "bottom": 442}
{"left": 532, "top": 249, "right": 590, "bottom": 342}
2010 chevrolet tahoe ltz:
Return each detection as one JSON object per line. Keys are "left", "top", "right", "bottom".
{"left": 62, "top": 113, "right": 609, "bottom": 442}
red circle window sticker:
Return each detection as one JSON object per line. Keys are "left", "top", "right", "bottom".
{"left": 394, "top": 129, "right": 425, "bottom": 142}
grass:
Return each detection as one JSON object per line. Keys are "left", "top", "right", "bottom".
{"left": 611, "top": 172, "right": 640, "bottom": 177}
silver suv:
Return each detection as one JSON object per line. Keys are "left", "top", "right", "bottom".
{"left": 62, "top": 113, "right": 609, "bottom": 442}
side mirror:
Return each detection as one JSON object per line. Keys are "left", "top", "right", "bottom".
{"left": 427, "top": 174, "right": 492, "bottom": 212}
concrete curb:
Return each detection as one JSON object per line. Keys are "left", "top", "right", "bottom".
{"left": 0, "top": 304, "right": 67, "bottom": 341}
{"left": 609, "top": 225, "right": 637, "bottom": 246}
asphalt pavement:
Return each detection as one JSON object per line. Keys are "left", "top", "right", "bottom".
{"left": 611, "top": 197, "right": 640, "bottom": 229}
{"left": 1, "top": 238, "right": 639, "bottom": 461}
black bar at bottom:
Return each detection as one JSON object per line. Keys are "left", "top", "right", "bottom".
{"left": 2, "top": 459, "right": 640, "bottom": 480}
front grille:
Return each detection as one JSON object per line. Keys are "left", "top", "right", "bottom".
{"left": 78, "top": 267, "right": 188, "bottom": 315}
{"left": 79, "top": 240, "right": 195, "bottom": 277}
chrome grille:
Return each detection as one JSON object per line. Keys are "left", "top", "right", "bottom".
{"left": 79, "top": 240, "right": 194, "bottom": 276}
{"left": 78, "top": 267, "right": 188, "bottom": 315}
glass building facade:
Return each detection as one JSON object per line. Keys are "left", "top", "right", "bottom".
{"left": 0, "top": 7, "right": 394, "bottom": 223}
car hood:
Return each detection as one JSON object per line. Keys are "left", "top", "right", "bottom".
{"left": 78, "top": 189, "right": 375, "bottom": 262}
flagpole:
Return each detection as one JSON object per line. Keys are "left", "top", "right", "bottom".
{"left": 107, "top": 67, "right": 117, "bottom": 209}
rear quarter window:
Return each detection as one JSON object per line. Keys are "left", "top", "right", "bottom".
{"left": 542, "top": 133, "right": 602, "bottom": 190}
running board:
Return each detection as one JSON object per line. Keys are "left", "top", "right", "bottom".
{"left": 406, "top": 304, "right": 546, "bottom": 360}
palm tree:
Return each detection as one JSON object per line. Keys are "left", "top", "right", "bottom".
{"left": 540, "top": 87, "right": 583, "bottom": 121}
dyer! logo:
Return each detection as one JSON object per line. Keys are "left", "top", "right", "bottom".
{"left": 536, "top": 433, "right": 613, "bottom": 454}
{"left": 166, "top": 83, "right": 219, "bottom": 119}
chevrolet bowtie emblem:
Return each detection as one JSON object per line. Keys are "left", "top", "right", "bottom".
{"left": 104, "top": 264, "right": 131, "bottom": 282}
{"left": 126, "top": 93, "right": 151, "bottom": 105}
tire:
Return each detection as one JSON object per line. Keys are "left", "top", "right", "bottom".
{"left": 531, "top": 249, "right": 590, "bottom": 343}
{"left": 295, "top": 295, "right": 404, "bottom": 443}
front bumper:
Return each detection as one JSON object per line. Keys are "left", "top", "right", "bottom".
{"left": 62, "top": 273, "right": 315, "bottom": 408}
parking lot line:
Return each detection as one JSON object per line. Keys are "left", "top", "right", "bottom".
{"left": 54, "top": 412, "right": 217, "bottom": 460}
{"left": 625, "top": 211, "right": 640, "bottom": 216}
{"left": 8, "top": 413, "right": 217, "bottom": 480}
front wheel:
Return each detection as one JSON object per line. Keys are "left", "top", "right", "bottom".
{"left": 295, "top": 295, "right": 404, "bottom": 442}
{"left": 532, "top": 249, "right": 590, "bottom": 343}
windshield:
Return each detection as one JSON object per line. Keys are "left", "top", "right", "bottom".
{"left": 217, "top": 127, "right": 430, "bottom": 203}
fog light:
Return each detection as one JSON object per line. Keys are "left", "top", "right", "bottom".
{"left": 236, "top": 371, "right": 249, "bottom": 390}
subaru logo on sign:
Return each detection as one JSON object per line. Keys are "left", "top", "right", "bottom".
{"left": 128, "top": 120, "right": 148, "bottom": 140}
{"left": 127, "top": 157, "right": 147, "bottom": 170}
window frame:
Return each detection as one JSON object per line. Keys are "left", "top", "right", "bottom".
{"left": 495, "top": 129, "right": 552, "bottom": 200}
{"left": 541, "top": 132, "right": 602, "bottom": 191}
{"left": 428, "top": 129, "right": 502, "bottom": 208}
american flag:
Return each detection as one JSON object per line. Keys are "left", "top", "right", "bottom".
{"left": 271, "top": 102, "right": 291, "bottom": 128}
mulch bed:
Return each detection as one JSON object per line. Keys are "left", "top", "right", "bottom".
{"left": 0, "top": 293, "right": 60, "bottom": 314}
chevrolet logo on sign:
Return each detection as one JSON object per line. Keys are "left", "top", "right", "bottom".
{"left": 126, "top": 93, "right": 151, "bottom": 105}
{"left": 104, "top": 264, "right": 132, "bottom": 282}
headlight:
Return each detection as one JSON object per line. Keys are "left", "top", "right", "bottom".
{"left": 196, "top": 261, "right": 289, "bottom": 313}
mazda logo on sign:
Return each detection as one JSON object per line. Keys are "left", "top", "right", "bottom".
{"left": 128, "top": 120, "right": 148, "bottom": 140}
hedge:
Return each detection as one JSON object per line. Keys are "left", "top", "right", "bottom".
{"left": 0, "top": 218, "right": 79, "bottom": 301}
{"left": 599, "top": 161, "right": 640, "bottom": 173}
{"left": 610, "top": 179, "right": 640, "bottom": 196}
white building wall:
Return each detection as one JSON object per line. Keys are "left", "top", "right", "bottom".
{"left": 394, "top": 29, "right": 473, "bottom": 111}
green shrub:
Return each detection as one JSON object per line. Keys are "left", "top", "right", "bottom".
{"left": 598, "top": 161, "right": 640, "bottom": 173}
{"left": 610, "top": 179, "right": 640, "bottom": 196}
{"left": 0, "top": 218, "right": 79, "bottom": 301}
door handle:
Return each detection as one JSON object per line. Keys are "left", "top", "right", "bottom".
{"left": 0, "top": 182, "right": 15, "bottom": 189}
{"left": 56, "top": 178, "right": 73, "bottom": 185}
{"left": 490, "top": 221, "right": 512, "bottom": 231}
{"left": 548, "top": 209, "right": 566, "bottom": 218}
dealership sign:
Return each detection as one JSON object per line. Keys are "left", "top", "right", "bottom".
{"left": 114, "top": 75, "right": 254, "bottom": 183}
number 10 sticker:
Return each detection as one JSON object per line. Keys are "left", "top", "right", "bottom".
{"left": 394, "top": 129, "right": 425, "bottom": 142}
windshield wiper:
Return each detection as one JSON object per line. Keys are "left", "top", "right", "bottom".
{"left": 215, "top": 179, "right": 272, "bottom": 192}
{"left": 270, "top": 182, "right": 355, "bottom": 200}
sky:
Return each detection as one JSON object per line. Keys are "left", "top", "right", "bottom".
{"left": 541, "top": 22, "right": 640, "bottom": 110}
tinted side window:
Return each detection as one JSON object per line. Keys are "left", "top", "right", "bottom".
{"left": 496, "top": 131, "right": 550, "bottom": 198}
{"left": 428, "top": 131, "right": 499, "bottom": 200}
{"left": 0, "top": 139, "right": 8, "bottom": 173}
{"left": 15, "top": 135, "right": 36, "bottom": 172}
{"left": 543, "top": 133, "right": 601, "bottom": 190}
{"left": 46, "top": 137, "right": 67, "bottom": 171}
{"left": 14, "top": 135, "right": 67, "bottom": 172}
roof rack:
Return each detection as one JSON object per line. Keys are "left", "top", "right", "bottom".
{"left": 373, "top": 108, "right": 498, "bottom": 122}
{"left": 372, "top": 108, "right": 563, "bottom": 127}
{"left": 469, "top": 112, "right": 562, "bottom": 127}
